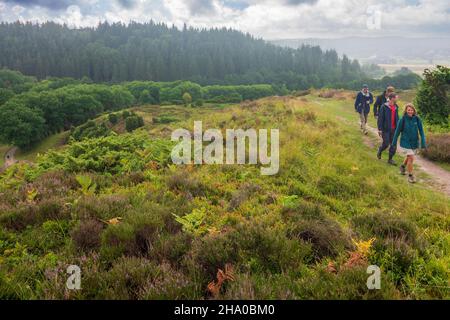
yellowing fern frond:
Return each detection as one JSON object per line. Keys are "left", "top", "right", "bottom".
{"left": 352, "top": 238, "right": 376, "bottom": 258}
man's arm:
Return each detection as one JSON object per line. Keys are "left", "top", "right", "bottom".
{"left": 354, "top": 93, "right": 361, "bottom": 111}
{"left": 392, "top": 117, "right": 403, "bottom": 147}
{"left": 377, "top": 105, "right": 384, "bottom": 132}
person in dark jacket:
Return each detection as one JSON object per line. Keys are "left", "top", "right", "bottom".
{"left": 374, "top": 86, "right": 395, "bottom": 118}
{"left": 377, "top": 92, "right": 400, "bottom": 165}
{"left": 393, "top": 103, "right": 426, "bottom": 183}
{"left": 354, "top": 84, "right": 374, "bottom": 135}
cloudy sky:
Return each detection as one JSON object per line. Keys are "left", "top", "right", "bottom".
{"left": 0, "top": 0, "right": 449, "bottom": 39}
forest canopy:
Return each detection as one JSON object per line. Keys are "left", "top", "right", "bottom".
{"left": 0, "top": 21, "right": 364, "bottom": 89}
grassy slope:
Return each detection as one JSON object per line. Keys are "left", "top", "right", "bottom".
{"left": 0, "top": 145, "right": 10, "bottom": 167}
{"left": 0, "top": 95, "right": 448, "bottom": 299}
{"left": 0, "top": 131, "right": 69, "bottom": 168}
{"left": 15, "top": 131, "right": 69, "bottom": 162}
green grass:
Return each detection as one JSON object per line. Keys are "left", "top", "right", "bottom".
{"left": 0, "top": 94, "right": 448, "bottom": 300}
{"left": 15, "top": 131, "right": 69, "bottom": 162}
{"left": 437, "top": 162, "right": 450, "bottom": 172}
{"left": 0, "top": 144, "right": 11, "bottom": 167}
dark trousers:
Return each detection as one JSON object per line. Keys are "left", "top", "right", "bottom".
{"left": 378, "top": 131, "right": 397, "bottom": 159}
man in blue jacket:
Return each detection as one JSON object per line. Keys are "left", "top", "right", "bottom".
{"left": 377, "top": 93, "right": 400, "bottom": 165}
{"left": 354, "top": 84, "right": 374, "bottom": 135}
{"left": 374, "top": 86, "right": 395, "bottom": 118}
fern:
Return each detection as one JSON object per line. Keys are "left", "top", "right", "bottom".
{"left": 280, "top": 195, "right": 299, "bottom": 208}
{"left": 173, "top": 208, "right": 207, "bottom": 236}
{"left": 75, "top": 174, "right": 97, "bottom": 195}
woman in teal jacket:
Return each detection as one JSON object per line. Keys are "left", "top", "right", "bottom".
{"left": 393, "top": 104, "right": 426, "bottom": 183}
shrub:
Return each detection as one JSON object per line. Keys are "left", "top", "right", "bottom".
{"left": 421, "top": 134, "right": 450, "bottom": 163}
{"left": 167, "top": 172, "right": 212, "bottom": 198}
{"left": 182, "top": 92, "right": 192, "bottom": 107}
{"left": 71, "top": 120, "right": 111, "bottom": 141}
{"left": 281, "top": 199, "right": 326, "bottom": 221}
{"left": 415, "top": 66, "right": 449, "bottom": 125}
{"left": 71, "top": 219, "right": 104, "bottom": 252}
{"left": 0, "top": 197, "right": 69, "bottom": 230}
{"left": 318, "top": 89, "right": 339, "bottom": 98}
{"left": 100, "top": 223, "right": 136, "bottom": 262}
{"left": 28, "top": 170, "right": 78, "bottom": 200}
{"left": 293, "top": 89, "right": 311, "bottom": 97}
{"left": 152, "top": 115, "right": 179, "bottom": 124}
{"left": 113, "top": 172, "right": 145, "bottom": 187}
{"left": 351, "top": 212, "right": 419, "bottom": 245}
{"left": 185, "top": 223, "right": 311, "bottom": 287}
{"left": 288, "top": 218, "right": 351, "bottom": 260}
{"left": 151, "top": 232, "right": 193, "bottom": 265}
{"left": 72, "top": 195, "right": 131, "bottom": 220}
{"left": 193, "top": 99, "right": 204, "bottom": 107}
{"left": 282, "top": 200, "right": 352, "bottom": 260}
{"left": 371, "top": 238, "right": 418, "bottom": 284}
{"left": 125, "top": 115, "right": 144, "bottom": 132}
{"left": 100, "top": 208, "right": 168, "bottom": 261}
{"left": 96, "top": 258, "right": 193, "bottom": 299}
{"left": 293, "top": 267, "right": 400, "bottom": 299}
{"left": 108, "top": 113, "right": 119, "bottom": 125}
{"left": 228, "top": 183, "right": 262, "bottom": 211}
{"left": 20, "top": 220, "right": 69, "bottom": 254}
{"left": 121, "top": 110, "right": 131, "bottom": 119}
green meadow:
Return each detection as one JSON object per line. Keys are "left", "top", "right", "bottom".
{"left": 0, "top": 92, "right": 448, "bottom": 300}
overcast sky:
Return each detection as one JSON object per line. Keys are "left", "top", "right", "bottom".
{"left": 0, "top": 0, "right": 449, "bottom": 39}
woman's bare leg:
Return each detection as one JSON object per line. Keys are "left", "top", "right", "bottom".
{"left": 407, "top": 155, "right": 414, "bottom": 174}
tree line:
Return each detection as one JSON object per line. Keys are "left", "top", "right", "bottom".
{"left": 0, "top": 69, "right": 286, "bottom": 148}
{"left": 0, "top": 21, "right": 364, "bottom": 89}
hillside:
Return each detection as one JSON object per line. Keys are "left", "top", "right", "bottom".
{"left": 270, "top": 37, "right": 450, "bottom": 66}
{"left": 0, "top": 22, "right": 363, "bottom": 88}
{"left": 0, "top": 93, "right": 448, "bottom": 299}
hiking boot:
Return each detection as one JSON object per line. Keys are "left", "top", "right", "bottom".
{"left": 400, "top": 165, "right": 406, "bottom": 175}
{"left": 388, "top": 159, "right": 397, "bottom": 166}
{"left": 408, "top": 174, "right": 416, "bottom": 184}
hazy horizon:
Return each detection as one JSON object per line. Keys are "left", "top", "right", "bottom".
{"left": 0, "top": 0, "right": 449, "bottom": 39}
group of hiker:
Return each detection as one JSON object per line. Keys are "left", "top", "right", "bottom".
{"left": 354, "top": 84, "right": 427, "bottom": 183}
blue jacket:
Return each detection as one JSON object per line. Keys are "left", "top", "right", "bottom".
{"left": 374, "top": 91, "right": 388, "bottom": 116}
{"left": 393, "top": 115, "right": 426, "bottom": 150}
{"left": 377, "top": 102, "right": 399, "bottom": 134}
{"left": 354, "top": 91, "right": 374, "bottom": 114}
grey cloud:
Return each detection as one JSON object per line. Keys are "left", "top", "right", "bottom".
{"left": 116, "top": 0, "right": 137, "bottom": 9}
{"left": 285, "top": 0, "right": 318, "bottom": 6}
{"left": 186, "top": 0, "right": 216, "bottom": 15}
{"left": 3, "top": 0, "right": 76, "bottom": 10}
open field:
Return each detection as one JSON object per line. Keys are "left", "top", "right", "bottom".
{"left": 379, "top": 63, "right": 450, "bottom": 76}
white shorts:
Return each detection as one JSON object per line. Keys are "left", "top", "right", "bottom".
{"left": 404, "top": 149, "right": 417, "bottom": 156}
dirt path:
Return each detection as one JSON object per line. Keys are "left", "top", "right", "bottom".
{"left": 365, "top": 125, "right": 450, "bottom": 197}
{"left": 3, "top": 147, "right": 18, "bottom": 168}
{"left": 312, "top": 99, "right": 450, "bottom": 198}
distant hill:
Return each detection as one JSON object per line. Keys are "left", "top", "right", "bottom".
{"left": 270, "top": 37, "right": 450, "bottom": 66}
